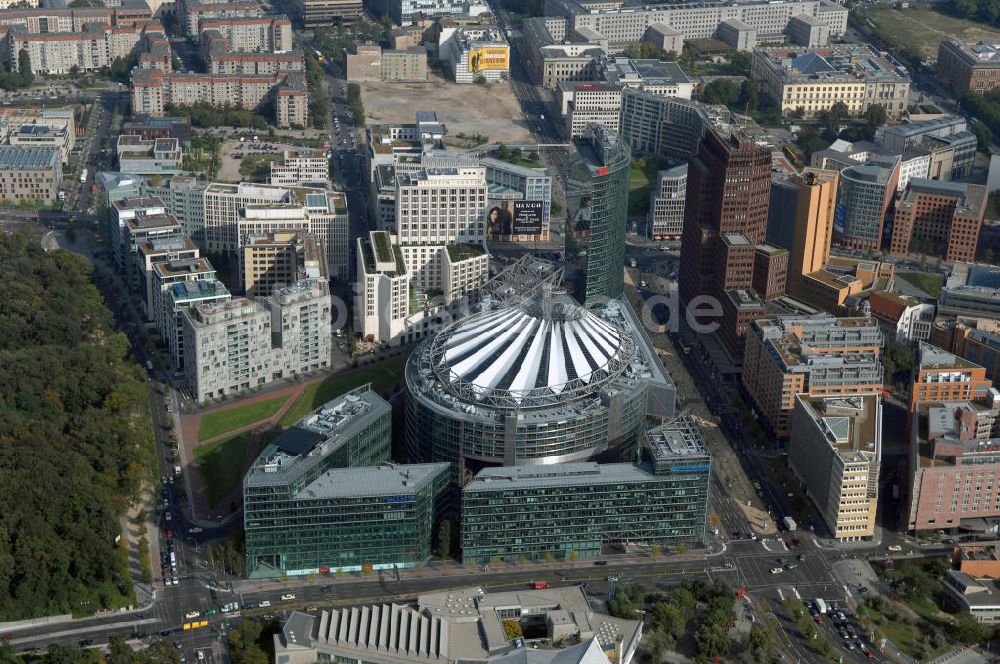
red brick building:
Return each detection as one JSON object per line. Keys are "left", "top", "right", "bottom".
{"left": 753, "top": 244, "right": 788, "bottom": 301}
{"left": 890, "top": 179, "right": 987, "bottom": 265}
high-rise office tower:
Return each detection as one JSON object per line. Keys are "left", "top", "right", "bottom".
{"left": 679, "top": 126, "right": 771, "bottom": 361}
{"left": 566, "top": 123, "right": 631, "bottom": 301}
{"left": 680, "top": 127, "right": 772, "bottom": 305}
{"left": 788, "top": 169, "right": 838, "bottom": 298}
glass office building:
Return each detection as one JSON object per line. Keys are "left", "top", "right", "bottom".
{"left": 404, "top": 288, "right": 675, "bottom": 485}
{"left": 244, "top": 385, "right": 407, "bottom": 577}
{"left": 460, "top": 415, "right": 711, "bottom": 563}
{"left": 566, "top": 124, "right": 631, "bottom": 302}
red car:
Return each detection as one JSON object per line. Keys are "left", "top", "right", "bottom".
{"left": 166, "top": 528, "right": 173, "bottom": 538}
{"left": 814, "top": 615, "right": 824, "bottom": 624}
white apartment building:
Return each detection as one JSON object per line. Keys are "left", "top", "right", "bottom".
{"left": 7, "top": 22, "right": 145, "bottom": 75}
{"left": 648, "top": 164, "right": 687, "bottom": 240}
{"left": 438, "top": 26, "right": 509, "bottom": 84}
{"left": 262, "top": 279, "right": 332, "bottom": 378}
{"left": 356, "top": 231, "right": 411, "bottom": 345}
{"left": 135, "top": 235, "right": 201, "bottom": 319}
{"left": 396, "top": 166, "right": 488, "bottom": 291}
{"left": 789, "top": 394, "right": 881, "bottom": 541}
{"left": 150, "top": 258, "right": 231, "bottom": 367}
{"left": 559, "top": 82, "right": 622, "bottom": 138}
{"left": 269, "top": 149, "right": 329, "bottom": 187}
{"left": 198, "top": 16, "right": 293, "bottom": 53}
{"left": 869, "top": 292, "right": 935, "bottom": 344}
{"left": 183, "top": 298, "right": 275, "bottom": 402}
{"left": 183, "top": 279, "right": 331, "bottom": 402}
{"left": 130, "top": 69, "right": 307, "bottom": 129}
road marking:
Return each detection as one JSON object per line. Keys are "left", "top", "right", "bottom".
{"left": 844, "top": 585, "right": 853, "bottom": 599}
{"left": 776, "top": 588, "right": 784, "bottom": 600}
{"left": 793, "top": 587, "right": 801, "bottom": 600}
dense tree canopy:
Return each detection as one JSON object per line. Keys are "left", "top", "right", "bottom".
{"left": 0, "top": 233, "right": 153, "bottom": 619}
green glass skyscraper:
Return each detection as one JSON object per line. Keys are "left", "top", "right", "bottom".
{"left": 567, "top": 124, "right": 631, "bottom": 302}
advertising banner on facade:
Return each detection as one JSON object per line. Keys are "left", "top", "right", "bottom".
{"left": 511, "top": 200, "right": 544, "bottom": 235}
{"left": 469, "top": 47, "right": 509, "bottom": 73}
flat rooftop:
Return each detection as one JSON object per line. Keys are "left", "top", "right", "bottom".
{"left": 796, "top": 393, "right": 880, "bottom": 463}
{"left": 298, "top": 462, "right": 448, "bottom": 500}
{"left": 918, "top": 342, "right": 983, "bottom": 372}
{"left": 0, "top": 145, "right": 60, "bottom": 168}
{"left": 645, "top": 414, "right": 710, "bottom": 462}
{"left": 464, "top": 462, "right": 661, "bottom": 492}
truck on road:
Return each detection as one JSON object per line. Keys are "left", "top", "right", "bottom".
{"left": 814, "top": 598, "right": 828, "bottom": 614}
{"left": 783, "top": 516, "right": 797, "bottom": 531}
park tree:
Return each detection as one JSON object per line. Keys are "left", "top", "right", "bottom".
{"left": 437, "top": 518, "right": 453, "bottom": 558}
{"left": 863, "top": 103, "right": 888, "bottom": 128}
{"left": 738, "top": 80, "right": 759, "bottom": 112}
{"left": 702, "top": 79, "right": 740, "bottom": 106}
{"left": 17, "top": 49, "right": 32, "bottom": 85}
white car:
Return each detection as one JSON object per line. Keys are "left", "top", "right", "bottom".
{"left": 258, "top": 600, "right": 271, "bottom": 608}
{"left": 281, "top": 593, "right": 296, "bottom": 601}
{"left": 185, "top": 610, "right": 201, "bottom": 619}
{"left": 887, "top": 545, "right": 902, "bottom": 552}
{"left": 770, "top": 567, "right": 784, "bottom": 575}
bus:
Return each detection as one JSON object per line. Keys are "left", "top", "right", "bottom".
{"left": 79, "top": 168, "right": 88, "bottom": 184}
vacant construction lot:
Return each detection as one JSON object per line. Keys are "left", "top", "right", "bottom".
{"left": 867, "top": 7, "right": 1000, "bottom": 60}
{"left": 360, "top": 77, "right": 534, "bottom": 145}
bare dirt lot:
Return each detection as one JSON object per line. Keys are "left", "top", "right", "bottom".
{"left": 360, "top": 76, "right": 533, "bottom": 145}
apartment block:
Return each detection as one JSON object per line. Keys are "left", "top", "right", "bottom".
{"left": 937, "top": 40, "right": 1000, "bottom": 96}
{"left": 387, "top": 0, "right": 476, "bottom": 27}
{"left": 647, "top": 164, "right": 686, "bottom": 240}
{"left": 786, "top": 13, "right": 829, "bottom": 47}
{"left": 240, "top": 232, "right": 327, "bottom": 297}
{"left": 0, "top": 6, "right": 153, "bottom": 33}
{"left": 183, "top": 279, "right": 331, "bottom": 402}
{"left": 268, "top": 150, "right": 329, "bottom": 187}
{"left": 131, "top": 69, "right": 307, "bottom": 128}
{"left": 882, "top": 115, "right": 977, "bottom": 180}
{"left": 179, "top": 0, "right": 263, "bottom": 35}
{"left": 906, "top": 388, "right": 1000, "bottom": 532}
{"left": 0, "top": 145, "right": 60, "bottom": 204}
{"left": 889, "top": 179, "right": 987, "bottom": 265}
{"left": 154, "top": 260, "right": 230, "bottom": 367}
{"left": 202, "top": 183, "right": 347, "bottom": 278}
{"left": 356, "top": 231, "right": 412, "bottom": 346}
{"left": 868, "top": 292, "right": 935, "bottom": 344}
{"left": 2, "top": 20, "right": 155, "bottom": 75}
{"left": 395, "top": 165, "right": 486, "bottom": 266}
{"left": 618, "top": 89, "right": 716, "bottom": 161}
{"left": 135, "top": 236, "right": 200, "bottom": 319}
{"left": 182, "top": 297, "right": 274, "bottom": 401}
{"left": 480, "top": 157, "right": 552, "bottom": 243}
{"left": 751, "top": 45, "right": 909, "bottom": 118}
{"left": 262, "top": 280, "right": 332, "bottom": 378}
{"left": 439, "top": 26, "right": 509, "bottom": 84}
{"left": 789, "top": 394, "right": 881, "bottom": 540}
{"left": 198, "top": 16, "right": 293, "bottom": 53}
{"left": 116, "top": 135, "right": 182, "bottom": 175}
{"left": 346, "top": 43, "right": 428, "bottom": 82}
{"left": 909, "top": 342, "right": 992, "bottom": 417}
{"left": 206, "top": 49, "right": 304, "bottom": 76}
{"left": 742, "top": 315, "right": 884, "bottom": 438}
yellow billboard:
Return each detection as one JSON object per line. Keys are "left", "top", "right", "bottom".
{"left": 468, "top": 48, "right": 508, "bottom": 73}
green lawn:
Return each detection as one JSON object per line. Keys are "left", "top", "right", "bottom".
{"left": 198, "top": 395, "right": 289, "bottom": 441}
{"left": 897, "top": 272, "right": 944, "bottom": 298}
{"left": 193, "top": 433, "right": 250, "bottom": 509}
{"left": 628, "top": 160, "right": 661, "bottom": 217}
{"left": 280, "top": 358, "right": 408, "bottom": 427}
